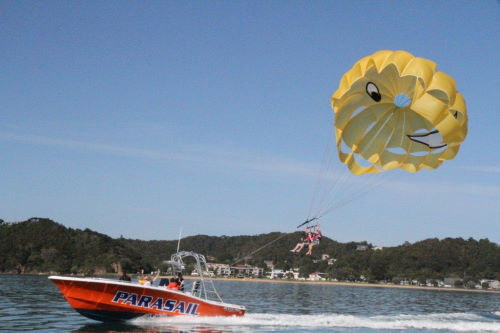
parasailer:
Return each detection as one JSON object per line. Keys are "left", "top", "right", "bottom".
{"left": 290, "top": 222, "right": 322, "bottom": 256}
{"left": 331, "top": 50, "right": 468, "bottom": 175}
{"left": 305, "top": 224, "right": 322, "bottom": 256}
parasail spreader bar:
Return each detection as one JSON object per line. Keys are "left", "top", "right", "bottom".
{"left": 296, "top": 216, "right": 320, "bottom": 229}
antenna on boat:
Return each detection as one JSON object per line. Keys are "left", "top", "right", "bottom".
{"left": 176, "top": 227, "right": 182, "bottom": 252}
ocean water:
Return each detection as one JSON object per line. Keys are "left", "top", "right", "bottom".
{"left": 0, "top": 275, "right": 499, "bottom": 332}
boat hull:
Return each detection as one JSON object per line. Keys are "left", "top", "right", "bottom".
{"left": 49, "top": 276, "right": 245, "bottom": 321}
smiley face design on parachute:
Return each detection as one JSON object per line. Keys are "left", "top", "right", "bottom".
{"left": 331, "top": 50, "right": 468, "bottom": 175}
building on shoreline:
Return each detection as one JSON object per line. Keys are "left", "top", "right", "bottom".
{"left": 479, "top": 279, "right": 500, "bottom": 290}
{"left": 205, "top": 263, "right": 263, "bottom": 278}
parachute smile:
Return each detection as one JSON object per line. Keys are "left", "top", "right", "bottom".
{"left": 407, "top": 130, "right": 446, "bottom": 149}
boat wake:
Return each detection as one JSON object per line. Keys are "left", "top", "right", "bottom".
{"left": 132, "top": 312, "right": 500, "bottom": 332}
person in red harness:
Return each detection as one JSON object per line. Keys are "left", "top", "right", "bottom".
{"left": 166, "top": 277, "right": 180, "bottom": 290}
{"left": 306, "top": 226, "right": 322, "bottom": 256}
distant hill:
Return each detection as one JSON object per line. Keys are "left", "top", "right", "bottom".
{"left": 1, "top": 218, "right": 498, "bottom": 283}
{"left": 0, "top": 218, "right": 145, "bottom": 274}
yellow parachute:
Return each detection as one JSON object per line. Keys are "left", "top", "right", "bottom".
{"left": 331, "top": 50, "right": 468, "bottom": 175}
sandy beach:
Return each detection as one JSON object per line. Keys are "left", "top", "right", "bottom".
{"left": 200, "top": 276, "right": 500, "bottom": 294}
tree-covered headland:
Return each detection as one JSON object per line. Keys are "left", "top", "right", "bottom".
{"left": 1, "top": 218, "right": 498, "bottom": 287}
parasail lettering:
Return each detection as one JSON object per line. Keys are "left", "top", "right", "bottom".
{"left": 112, "top": 290, "right": 199, "bottom": 315}
{"left": 173, "top": 301, "right": 185, "bottom": 313}
{"left": 150, "top": 297, "right": 163, "bottom": 310}
{"left": 123, "top": 293, "right": 137, "bottom": 306}
{"left": 163, "top": 299, "right": 176, "bottom": 312}
{"left": 137, "top": 295, "right": 153, "bottom": 308}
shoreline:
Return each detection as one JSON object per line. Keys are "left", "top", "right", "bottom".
{"left": 2, "top": 273, "right": 499, "bottom": 294}
{"left": 208, "top": 277, "right": 500, "bottom": 294}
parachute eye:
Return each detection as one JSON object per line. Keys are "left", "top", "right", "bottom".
{"left": 366, "top": 82, "right": 381, "bottom": 102}
{"left": 450, "top": 109, "right": 463, "bottom": 121}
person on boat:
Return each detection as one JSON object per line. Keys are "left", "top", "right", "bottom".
{"left": 306, "top": 227, "right": 322, "bottom": 256}
{"left": 119, "top": 271, "right": 131, "bottom": 282}
{"left": 167, "top": 277, "right": 180, "bottom": 290}
{"left": 142, "top": 276, "right": 153, "bottom": 286}
{"left": 177, "top": 272, "right": 185, "bottom": 291}
{"left": 139, "top": 270, "right": 160, "bottom": 286}
{"left": 290, "top": 232, "right": 313, "bottom": 253}
{"left": 138, "top": 269, "right": 147, "bottom": 284}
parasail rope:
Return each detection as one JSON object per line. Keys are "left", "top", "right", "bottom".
{"left": 317, "top": 172, "right": 388, "bottom": 218}
{"left": 231, "top": 232, "right": 290, "bottom": 266}
{"left": 306, "top": 132, "right": 336, "bottom": 219}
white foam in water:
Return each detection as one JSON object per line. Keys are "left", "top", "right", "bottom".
{"left": 132, "top": 312, "right": 500, "bottom": 332}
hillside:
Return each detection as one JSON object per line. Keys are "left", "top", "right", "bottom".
{"left": 0, "top": 218, "right": 498, "bottom": 283}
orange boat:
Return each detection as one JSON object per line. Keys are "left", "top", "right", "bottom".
{"left": 49, "top": 251, "right": 245, "bottom": 321}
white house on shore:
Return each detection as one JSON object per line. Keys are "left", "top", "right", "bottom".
{"left": 267, "top": 269, "right": 285, "bottom": 279}
{"left": 231, "top": 265, "right": 263, "bottom": 278}
{"left": 206, "top": 263, "right": 231, "bottom": 276}
{"left": 205, "top": 263, "right": 263, "bottom": 278}
{"left": 308, "top": 272, "right": 326, "bottom": 281}
{"left": 480, "top": 279, "right": 500, "bottom": 290}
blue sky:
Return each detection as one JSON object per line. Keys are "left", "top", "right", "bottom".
{"left": 1, "top": 1, "right": 499, "bottom": 246}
